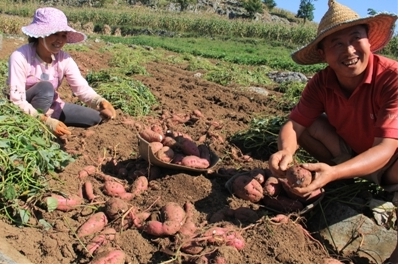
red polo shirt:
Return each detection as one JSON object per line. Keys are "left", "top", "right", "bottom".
{"left": 289, "top": 54, "right": 398, "bottom": 154}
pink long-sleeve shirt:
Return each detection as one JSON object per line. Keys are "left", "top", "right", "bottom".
{"left": 7, "top": 43, "right": 99, "bottom": 118}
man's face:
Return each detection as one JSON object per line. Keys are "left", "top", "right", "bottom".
{"left": 318, "top": 25, "right": 371, "bottom": 79}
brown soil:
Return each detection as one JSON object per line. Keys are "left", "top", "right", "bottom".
{"left": 0, "top": 36, "right": 337, "bottom": 264}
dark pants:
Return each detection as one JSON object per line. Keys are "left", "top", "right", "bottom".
{"left": 26, "top": 81, "right": 102, "bottom": 127}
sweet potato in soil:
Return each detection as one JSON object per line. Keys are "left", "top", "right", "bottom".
{"left": 232, "top": 174, "right": 264, "bottom": 202}
{"left": 285, "top": 165, "right": 312, "bottom": 188}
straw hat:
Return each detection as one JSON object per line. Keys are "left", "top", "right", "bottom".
{"left": 22, "top": 7, "right": 86, "bottom": 44}
{"left": 291, "top": 0, "right": 397, "bottom": 65}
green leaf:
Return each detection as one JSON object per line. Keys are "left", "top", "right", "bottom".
{"left": 19, "top": 209, "right": 30, "bottom": 225}
{"left": 38, "top": 219, "right": 53, "bottom": 231}
{"left": 31, "top": 136, "right": 47, "bottom": 147}
{"left": 46, "top": 197, "right": 58, "bottom": 212}
{"left": 0, "top": 139, "right": 10, "bottom": 148}
{"left": 3, "top": 185, "right": 17, "bottom": 200}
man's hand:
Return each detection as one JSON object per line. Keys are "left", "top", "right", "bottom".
{"left": 291, "top": 162, "right": 333, "bottom": 196}
{"left": 40, "top": 115, "right": 71, "bottom": 137}
{"left": 99, "top": 100, "right": 116, "bottom": 120}
{"left": 268, "top": 150, "right": 294, "bottom": 178}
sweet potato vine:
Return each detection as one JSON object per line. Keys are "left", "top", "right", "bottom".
{"left": 0, "top": 99, "right": 74, "bottom": 225}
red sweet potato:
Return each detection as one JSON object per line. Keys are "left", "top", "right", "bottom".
{"left": 181, "top": 155, "right": 210, "bottom": 169}
{"left": 156, "top": 146, "right": 174, "bottom": 163}
{"left": 232, "top": 174, "right": 264, "bottom": 203}
{"left": 130, "top": 176, "right": 148, "bottom": 196}
{"left": 263, "top": 176, "right": 282, "bottom": 197}
{"left": 143, "top": 202, "right": 186, "bottom": 236}
{"left": 171, "top": 152, "right": 185, "bottom": 165}
{"left": 47, "top": 193, "right": 83, "bottom": 212}
{"left": 150, "top": 142, "right": 164, "bottom": 154}
{"left": 285, "top": 165, "right": 312, "bottom": 188}
{"left": 78, "top": 165, "right": 97, "bottom": 179}
{"left": 139, "top": 128, "right": 163, "bottom": 143}
{"left": 103, "top": 181, "right": 126, "bottom": 197}
{"left": 162, "top": 136, "right": 178, "bottom": 148}
{"left": 176, "top": 137, "right": 200, "bottom": 156}
{"left": 77, "top": 212, "right": 108, "bottom": 238}
{"left": 86, "top": 228, "right": 116, "bottom": 256}
{"left": 89, "top": 249, "right": 126, "bottom": 264}
{"left": 202, "top": 226, "right": 245, "bottom": 250}
{"left": 84, "top": 181, "right": 97, "bottom": 201}
{"left": 104, "top": 198, "right": 129, "bottom": 220}
{"left": 198, "top": 144, "right": 211, "bottom": 164}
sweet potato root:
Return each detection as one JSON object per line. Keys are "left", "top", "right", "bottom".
{"left": 263, "top": 176, "right": 282, "bottom": 197}
{"left": 103, "top": 181, "right": 126, "bottom": 197}
{"left": 181, "top": 155, "right": 210, "bottom": 169}
{"left": 130, "top": 176, "right": 148, "bottom": 197}
{"left": 143, "top": 202, "right": 186, "bottom": 236}
{"left": 156, "top": 146, "right": 174, "bottom": 163}
{"left": 47, "top": 193, "right": 83, "bottom": 212}
{"left": 232, "top": 174, "right": 264, "bottom": 203}
{"left": 150, "top": 142, "right": 163, "bottom": 154}
{"left": 104, "top": 198, "right": 129, "bottom": 220}
{"left": 139, "top": 128, "right": 163, "bottom": 143}
{"left": 89, "top": 248, "right": 126, "bottom": 264}
{"left": 84, "top": 181, "right": 97, "bottom": 201}
{"left": 77, "top": 212, "right": 108, "bottom": 238}
{"left": 285, "top": 165, "right": 312, "bottom": 188}
{"left": 86, "top": 228, "right": 116, "bottom": 256}
{"left": 176, "top": 137, "right": 200, "bottom": 156}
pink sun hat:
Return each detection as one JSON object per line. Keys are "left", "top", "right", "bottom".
{"left": 22, "top": 7, "right": 86, "bottom": 44}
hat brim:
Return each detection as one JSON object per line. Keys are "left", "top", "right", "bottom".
{"left": 291, "top": 13, "right": 398, "bottom": 65}
{"left": 22, "top": 24, "right": 87, "bottom": 44}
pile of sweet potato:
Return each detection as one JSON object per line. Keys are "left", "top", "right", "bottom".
{"left": 139, "top": 125, "right": 213, "bottom": 169}
{"left": 229, "top": 166, "right": 322, "bottom": 213}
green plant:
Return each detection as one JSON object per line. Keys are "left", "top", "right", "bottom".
{"left": 86, "top": 70, "right": 158, "bottom": 116}
{"left": 0, "top": 100, "right": 74, "bottom": 225}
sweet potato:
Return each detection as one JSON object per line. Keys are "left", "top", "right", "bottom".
{"left": 156, "top": 146, "right": 174, "bottom": 163}
{"left": 150, "top": 124, "right": 165, "bottom": 139}
{"left": 84, "top": 181, "right": 97, "bottom": 201}
{"left": 249, "top": 168, "right": 266, "bottom": 184}
{"left": 285, "top": 165, "right": 312, "bottom": 188}
{"left": 139, "top": 128, "right": 163, "bottom": 143}
{"left": 171, "top": 152, "right": 185, "bottom": 165}
{"left": 77, "top": 212, "right": 108, "bottom": 238}
{"left": 162, "top": 136, "right": 178, "bottom": 148}
{"left": 144, "top": 220, "right": 182, "bottom": 236}
{"left": 89, "top": 249, "right": 126, "bottom": 264}
{"left": 262, "top": 195, "right": 304, "bottom": 213}
{"left": 143, "top": 202, "right": 186, "bottom": 236}
{"left": 78, "top": 165, "right": 97, "bottom": 179}
{"left": 280, "top": 180, "right": 323, "bottom": 203}
{"left": 263, "top": 176, "right": 282, "bottom": 197}
{"left": 47, "top": 193, "right": 83, "bottom": 212}
{"left": 202, "top": 226, "right": 245, "bottom": 250}
{"left": 131, "top": 211, "right": 151, "bottom": 229}
{"left": 103, "top": 181, "right": 126, "bottom": 197}
{"left": 130, "top": 176, "right": 148, "bottom": 196}
{"left": 176, "top": 137, "right": 200, "bottom": 156}
{"left": 104, "top": 198, "right": 129, "bottom": 220}
{"left": 198, "top": 144, "right": 211, "bottom": 164}
{"left": 150, "top": 142, "right": 164, "bottom": 154}
{"left": 181, "top": 155, "right": 210, "bottom": 169}
{"left": 232, "top": 174, "right": 264, "bottom": 203}
{"left": 86, "top": 228, "right": 116, "bottom": 256}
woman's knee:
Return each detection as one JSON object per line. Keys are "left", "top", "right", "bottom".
{"left": 27, "top": 81, "right": 55, "bottom": 111}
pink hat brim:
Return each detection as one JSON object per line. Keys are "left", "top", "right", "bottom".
{"left": 22, "top": 24, "right": 87, "bottom": 44}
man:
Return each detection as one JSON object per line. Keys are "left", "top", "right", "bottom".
{"left": 268, "top": 0, "right": 397, "bottom": 262}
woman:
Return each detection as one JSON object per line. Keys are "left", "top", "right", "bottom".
{"left": 6, "top": 7, "right": 116, "bottom": 137}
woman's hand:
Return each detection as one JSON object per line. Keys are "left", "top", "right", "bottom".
{"left": 40, "top": 115, "right": 71, "bottom": 137}
{"left": 99, "top": 100, "right": 116, "bottom": 120}
{"left": 268, "top": 150, "right": 294, "bottom": 178}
